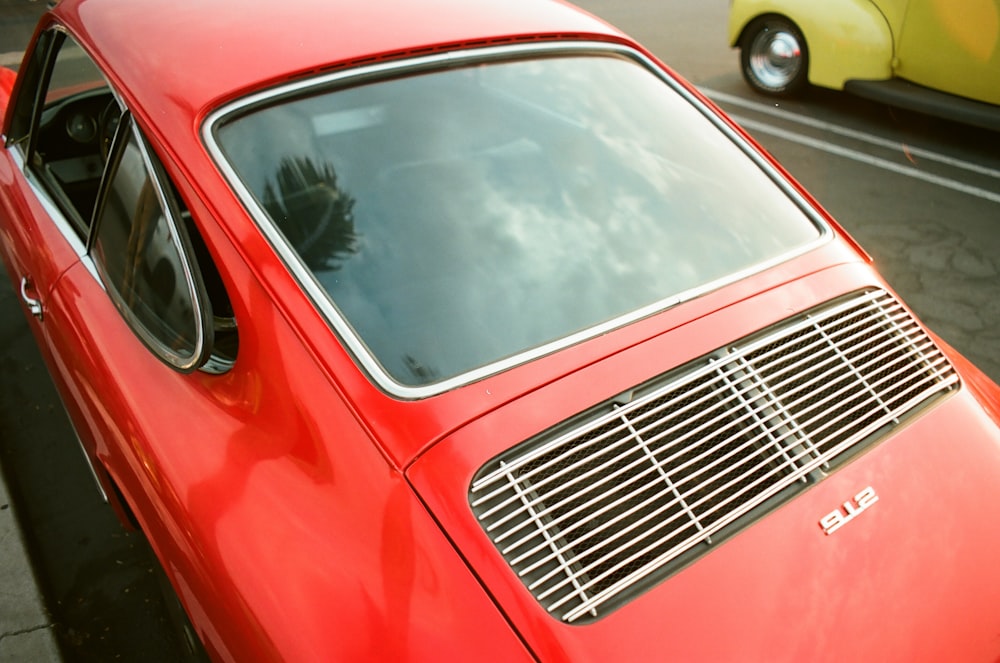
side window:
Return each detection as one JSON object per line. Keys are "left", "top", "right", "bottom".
{"left": 91, "top": 117, "right": 212, "bottom": 372}
{"left": 42, "top": 35, "right": 106, "bottom": 106}
{"left": 22, "top": 31, "right": 112, "bottom": 237}
{"left": 10, "top": 28, "right": 238, "bottom": 374}
{"left": 6, "top": 30, "right": 54, "bottom": 147}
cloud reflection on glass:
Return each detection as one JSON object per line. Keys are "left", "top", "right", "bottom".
{"left": 220, "top": 55, "right": 820, "bottom": 387}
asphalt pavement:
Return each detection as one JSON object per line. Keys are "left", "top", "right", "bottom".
{"left": 0, "top": 448, "right": 61, "bottom": 662}
{"left": 0, "top": 0, "right": 41, "bottom": 67}
{"left": 0, "top": 266, "right": 59, "bottom": 662}
{"left": 1, "top": 263, "right": 189, "bottom": 660}
{"left": 1, "top": 5, "right": 63, "bottom": 660}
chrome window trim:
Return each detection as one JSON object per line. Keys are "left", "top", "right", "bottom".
{"left": 203, "top": 41, "right": 832, "bottom": 399}
{"left": 8, "top": 31, "right": 215, "bottom": 372}
{"left": 11, "top": 144, "right": 90, "bottom": 260}
{"left": 91, "top": 115, "right": 210, "bottom": 373}
{"left": 131, "top": 120, "right": 211, "bottom": 371}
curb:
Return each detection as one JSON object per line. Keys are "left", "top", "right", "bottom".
{"left": 0, "top": 468, "right": 62, "bottom": 662}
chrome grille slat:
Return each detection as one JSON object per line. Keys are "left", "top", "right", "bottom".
{"left": 488, "top": 399, "right": 735, "bottom": 540}
{"left": 534, "top": 437, "right": 818, "bottom": 604}
{"left": 475, "top": 393, "right": 707, "bottom": 519}
{"left": 792, "top": 350, "right": 950, "bottom": 444}
{"left": 504, "top": 400, "right": 799, "bottom": 565}
{"left": 545, "top": 445, "right": 823, "bottom": 617}
{"left": 483, "top": 373, "right": 746, "bottom": 500}
{"left": 503, "top": 350, "right": 956, "bottom": 562}
{"left": 470, "top": 290, "right": 958, "bottom": 622}
{"left": 509, "top": 410, "right": 766, "bottom": 564}
{"left": 472, "top": 355, "right": 749, "bottom": 492}
{"left": 765, "top": 320, "right": 910, "bottom": 388}
{"left": 517, "top": 415, "right": 807, "bottom": 578}
{"left": 498, "top": 461, "right": 597, "bottom": 615}
{"left": 487, "top": 378, "right": 757, "bottom": 538}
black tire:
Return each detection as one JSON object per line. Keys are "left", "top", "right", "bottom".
{"left": 146, "top": 538, "right": 213, "bottom": 662}
{"left": 739, "top": 16, "right": 809, "bottom": 96}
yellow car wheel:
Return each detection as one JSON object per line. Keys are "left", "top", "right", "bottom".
{"left": 740, "top": 15, "right": 808, "bottom": 96}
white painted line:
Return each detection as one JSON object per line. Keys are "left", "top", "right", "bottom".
{"left": 702, "top": 88, "right": 1000, "bottom": 180}
{"left": 0, "top": 64, "right": 991, "bottom": 203}
{"left": 729, "top": 114, "right": 1000, "bottom": 205}
{"left": 0, "top": 51, "right": 24, "bottom": 67}
{"left": 0, "top": 51, "right": 26, "bottom": 67}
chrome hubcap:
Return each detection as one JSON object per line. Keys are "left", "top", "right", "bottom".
{"left": 749, "top": 29, "right": 802, "bottom": 90}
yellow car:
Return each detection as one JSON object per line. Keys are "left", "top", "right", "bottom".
{"left": 729, "top": 0, "right": 1000, "bottom": 129}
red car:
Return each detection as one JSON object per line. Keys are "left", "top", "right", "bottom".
{"left": 2, "top": 0, "right": 1000, "bottom": 661}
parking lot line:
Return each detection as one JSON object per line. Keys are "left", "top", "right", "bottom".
{"left": 704, "top": 88, "right": 1000, "bottom": 181}
{"left": 727, "top": 113, "right": 1000, "bottom": 205}
{"left": 0, "top": 51, "right": 25, "bottom": 67}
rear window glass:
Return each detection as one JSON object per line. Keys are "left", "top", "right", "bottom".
{"left": 214, "top": 53, "right": 821, "bottom": 389}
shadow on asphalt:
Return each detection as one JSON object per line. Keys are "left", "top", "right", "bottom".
{"left": 0, "top": 263, "right": 188, "bottom": 662}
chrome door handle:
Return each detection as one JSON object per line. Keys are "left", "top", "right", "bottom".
{"left": 20, "top": 277, "right": 43, "bottom": 320}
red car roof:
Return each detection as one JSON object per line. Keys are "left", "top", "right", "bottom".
{"left": 51, "top": 0, "right": 626, "bottom": 128}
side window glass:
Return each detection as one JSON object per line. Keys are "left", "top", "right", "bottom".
{"left": 91, "top": 117, "right": 210, "bottom": 372}
{"left": 8, "top": 30, "right": 237, "bottom": 374}
{"left": 6, "top": 30, "right": 54, "bottom": 146}
{"left": 42, "top": 36, "right": 106, "bottom": 107}
{"left": 28, "top": 33, "right": 113, "bottom": 236}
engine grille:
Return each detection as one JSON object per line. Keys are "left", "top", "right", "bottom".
{"left": 470, "top": 290, "right": 958, "bottom": 623}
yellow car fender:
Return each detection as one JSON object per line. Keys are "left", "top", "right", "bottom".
{"left": 729, "top": 0, "right": 894, "bottom": 90}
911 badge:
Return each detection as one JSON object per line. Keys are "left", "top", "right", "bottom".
{"left": 819, "top": 486, "right": 879, "bottom": 535}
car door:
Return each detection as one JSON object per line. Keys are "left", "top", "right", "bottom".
{"left": 892, "top": 0, "right": 1000, "bottom": 104}
{"left": 0, "top": 30, "right": 91, "bottom": 367}
{"left": 1, "top": 27, "right": 229, "bottom": 497}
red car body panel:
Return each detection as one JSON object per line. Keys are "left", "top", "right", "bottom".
{"left": 0, "top": 153, "right": 81, "bottom": 387}
{"left": 2, "top": 0, "right": 1000, "bottom": 661}
{"left": 0, "top": 67, "right": 15, "bottom": 110}
{"left": 409, "top": 262, "right": 1000, "bottom": 661}
{"left": 4, "top": 210, "right": 534, "bottom": 662}
{"left": 44, "top": 0, "right": 627, "bottom": 139}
